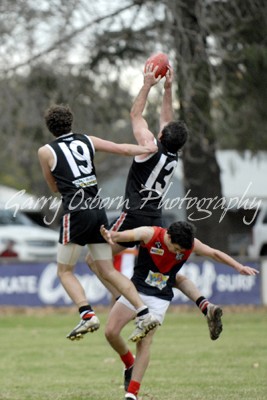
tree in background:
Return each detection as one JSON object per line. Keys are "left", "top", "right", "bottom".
{"left": 210, "top": 0, "right": 267, "bottom": 152}
{"left": 166, "top": 0, "right": 229, "bottom": 247}
{"left": 79, "top": 0, "right": 267, "bottom": 248}
{"left": 0, "top": 0, "right": 266, "bottom": 249}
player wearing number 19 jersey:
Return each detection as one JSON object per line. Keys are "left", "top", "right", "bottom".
{"left": 46, "top": 132, "right": 107, "bottom": 245}
{"left": 38, "top": 104, "right": 161, "bottom": 342}
{"left": 46, "top": 133, "right": 99, "bottom": 212}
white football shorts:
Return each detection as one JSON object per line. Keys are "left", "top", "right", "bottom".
{"left": 118, "top": 292, "right": 170, "bottom": 325}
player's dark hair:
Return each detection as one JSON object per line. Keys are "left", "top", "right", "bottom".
{"left": 167, "top": 221, "right": 195, "bottom": 249}
{"left": 160, "top": 120, "right": 188, "bottom": 152}
{"left": 44, "top": 104, "right": 73, "bottom": 137}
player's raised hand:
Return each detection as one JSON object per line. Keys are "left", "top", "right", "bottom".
{"left": 164, "top": 66, "right": 174, "bottom": 89}
{"left": 144, "top": 63, "right": 162, "bottom": 86}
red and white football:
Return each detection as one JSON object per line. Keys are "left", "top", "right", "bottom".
{"left": 144, "top": 52, "right": 170, "bottom": 78}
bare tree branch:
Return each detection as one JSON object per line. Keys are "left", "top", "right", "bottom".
{"left": 1, "top": 2, "right": 137, "bottom": 74}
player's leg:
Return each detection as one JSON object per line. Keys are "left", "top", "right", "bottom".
{"left": 87, "top": 212, "right": 160, "bottom": 303}
{"left": 105, "top": 299, "right": 136, "bottom": 392}
{"left": 90, "top": 243, "right": 160, "bottom": 341}
{"left": 85, "top": 211, "right": 137, "bottom": 297}
{"left": 85, "top": 244, "right": 125, "bottom": 299}
{"left": 124, "top": 294, "right": 169, "bottom": 400}
{"left": 57, "top": 242, "right": 100, "bottom": 340}
{"left": 58, "top": 263, "right": 85, "bottom": 305}
{"left": 105, "top": 300, "right": 136, "bottom": 353}
{"left": 125, "top": 330, "right": 155, "bottom": 400}
{"left": 175, "top": 274, "right": 223, "bottom": 340}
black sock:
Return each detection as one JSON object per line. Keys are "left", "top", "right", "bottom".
{"left": 196, "top": 296, "right": 209, "bottom": 316}
{"left": 136, "top": 307, "right": 149, "bottom": 317}
{"left": 79, "top": 305, "right": 93, "bottom": 314}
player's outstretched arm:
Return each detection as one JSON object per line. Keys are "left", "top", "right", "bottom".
{"left": 100, "top": 225, "right": 154, "bottom": 245}
{"left": 100, "top": 225, "right": 135, "bottom": 245}
{"left": 160, "top": 66, "right": 174, "bottom": 131}
{"left": 193, "top": 238, "right": 259, "bottom": 276}
{"left": 130, "top": 63, "right": 161, "bottom": 146}
{"left": 90, "top": 136, "right": 157, "bottom": 156}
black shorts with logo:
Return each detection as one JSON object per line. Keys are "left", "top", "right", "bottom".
{"left": 59, "top": 208, "right": 109, "bottom": 246}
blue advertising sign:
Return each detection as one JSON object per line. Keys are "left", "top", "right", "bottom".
{"left": 172, "top": 259, "right": 261, "bottom": 305}
{"left": 0, "top": 262, "right": 111, "bottom": 307}
{"left": 0, "top": 259, "right": 261, "bottom": 307}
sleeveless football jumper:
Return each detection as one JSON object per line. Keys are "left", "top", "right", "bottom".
{"left": 132, "top": 226, "right": 193, "bottom": 301}
{"left": 46, "top": 133, "right": 108, "bottom": 245}
{"left": 123, "top": 140, "right": 178, "bottom": 216}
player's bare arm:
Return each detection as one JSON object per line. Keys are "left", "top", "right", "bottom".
{"left": 100, "top": 226, "right": 136, "bottom": 245}
{"left": 159, "top": 67, "right": 174, "bottom": 131}
{"left": 130, "top": 64, "right": 161, "bottom": 147}
{"left": 100, "top": 225, "right": 154, "bottom": 246}
{"left": 90, "top": 136, "right": 157, "bottom": 156}
{"left": 193, "top": 238, "right": 259, "bottom": 276}
{"left": 38, "top": 146, "right": 58, "bottom": 193}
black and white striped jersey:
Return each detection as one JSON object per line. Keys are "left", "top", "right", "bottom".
{"left": 123, "top": 140, "right": 178, "bottom": 216}
{"left": 46, "top": 132, "right": 100, "bottom": 212}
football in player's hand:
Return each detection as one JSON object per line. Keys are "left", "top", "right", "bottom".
{"left": 144, "top": 52, "right": 170, "bottom": 78}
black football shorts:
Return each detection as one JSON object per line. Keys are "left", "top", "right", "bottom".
{"left": 59, "top": 208, "right": 108, "bottom": 246}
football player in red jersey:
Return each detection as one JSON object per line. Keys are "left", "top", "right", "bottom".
{"left": 100, "top": 221, "right": 259, "bottom": 400}
{"left": 86, "top": 63, "right": 228, "bottom": 345}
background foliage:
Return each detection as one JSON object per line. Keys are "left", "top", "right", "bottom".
{"left": 0, "top": 0, "right": 266, "bottom": 247}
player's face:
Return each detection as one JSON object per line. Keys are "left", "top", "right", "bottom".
{"left": 166, "top": 236, "right": 185, "bottom": 255}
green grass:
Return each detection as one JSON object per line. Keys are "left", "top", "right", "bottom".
{"left": 0, "top": 307, "right": 266, "bottom": 400}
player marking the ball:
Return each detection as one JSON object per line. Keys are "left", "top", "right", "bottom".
{"left": 144, "top": 52, "right": 170, "bottom": 78}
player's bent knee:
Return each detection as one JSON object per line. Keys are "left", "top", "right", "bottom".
{"left": 105, "top": 325, "right": 118, "bottom": 341}
{"left": 175, "top": 274, "right": 188, "bottom": 286}
{"left": 85, "top": 252, "right": 92, "bottom": 265}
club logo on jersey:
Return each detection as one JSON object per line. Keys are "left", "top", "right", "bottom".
{"left": 150, "top": 247, "right": 164, "bottom": 256}
{"left": 145, "top": 270, "right": 169, "bottom": 290}
{"left": 72, "top": 175, "right": 97, "bottom": 188}
{"left": 175, "top": 253, "right": 185, "bottom": 260}
{"left": 155, "top": 241, "right": 162, "bottom": 248}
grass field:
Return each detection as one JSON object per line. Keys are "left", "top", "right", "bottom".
{"left": 0, "top": 306, "right": 266, "bottom": 400}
